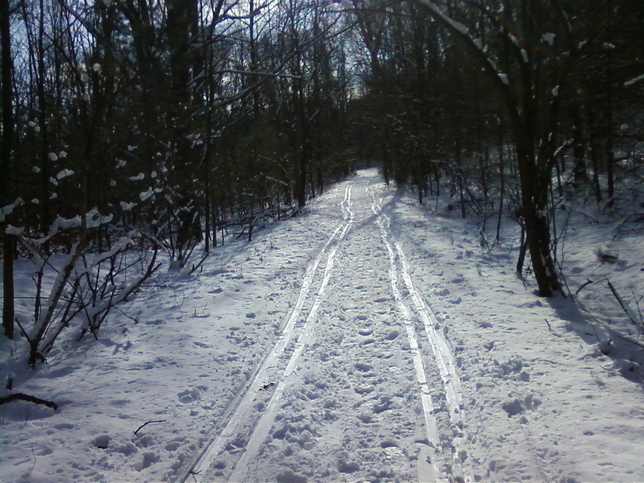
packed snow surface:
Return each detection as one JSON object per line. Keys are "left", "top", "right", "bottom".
{"left": 2, "top": 169, "right": 644, "bottom": 482}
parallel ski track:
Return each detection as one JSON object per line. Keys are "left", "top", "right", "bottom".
{"left": 180, "top": 184, "right": 354, "bottom": 483}
{"left": 369, "top": 185, "right": 474, "bottom": 483}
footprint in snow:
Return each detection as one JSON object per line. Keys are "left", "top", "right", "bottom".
{"left": 178, "top": 387, "right": 206, "bottom": 403}
{"left": 385, "top": 330, "right": 400, "bottom": 341}
{"left": 502, "top": 394, "right": 542, "bottom": 417}
{"left": 338, "top": 461, "right": 360, "bottom": 474}
{"left": 134, "top": 452, "right": 159, "bottom": 471}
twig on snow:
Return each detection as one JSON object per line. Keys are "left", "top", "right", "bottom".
{"left": 575, "top": 279, "right": 594, "bottom": 295}
{"left": 134, "top": 420, "right": 166, "bottom": 435}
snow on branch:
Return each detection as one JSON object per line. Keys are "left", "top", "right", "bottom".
{"left": 56, "top": 169, "right": 74, "bottom": 180}
{"left": 27, "top": 240, "right": 87, "bottom": 364}
{"left": 31, "top": 209, "right": 113, "bottom": 246}
{"left": 74, "top": 238, "right": 133, "bottom": 278}
{"left": 624, "top": 74, "right": 644, "bottom": 87}
{"left": 16, "top": 227, "right": 161, "bottom": 366}
{"left": 0, "top": 198, "right": 23, "bottom": 224}
{"left": 418, "top": 0, "right": 469, "bottom": 35}
{"left": 416, "top": 0, "right": 511, "bottom": 89}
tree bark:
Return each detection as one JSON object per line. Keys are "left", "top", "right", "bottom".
{"left": 1, "top": 0, "right": 14, "bottom": 339}
{"left": 2, "top": 235, "right": 13, "bottom": 339}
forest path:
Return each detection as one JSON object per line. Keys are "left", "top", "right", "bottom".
{"left": 5, "top": 170, "right": 643, "bottom": 483}
{"left": 184, "top": 171, "right": 471, "bottom": 483}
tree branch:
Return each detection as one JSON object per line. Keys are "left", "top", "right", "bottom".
{"left": 0, "top": 393, "right": 58, "bottom": 410}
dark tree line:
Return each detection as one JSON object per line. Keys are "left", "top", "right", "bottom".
{"left": 0, "top": 0, "right": 356, "bottom": 345}
{"left": 2, "top": 0, "right": 644, "bottom": 344}
{"left": 345, "top": 0, "right": 644, "bottom": 296}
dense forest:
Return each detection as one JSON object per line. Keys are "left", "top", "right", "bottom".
{"left": 1, "top": 0, "right": 644, "bottom": 361}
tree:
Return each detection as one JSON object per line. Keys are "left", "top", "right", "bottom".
{"left": 1, "top": 0, "right": 15, "bottom": 339}
{"left": 400, "top": 0, "right": 572, "bottom": 295}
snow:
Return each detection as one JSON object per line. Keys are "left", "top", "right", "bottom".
{"left": 420, "top": 1, "right": 470, "bottom": 35}
{"left": 120, "top": 201, "right": 137, "bottom": 211}
{"left": 140, "top": 187, "right": 154, "bottom": 201}
{"left": 542, "top": 32, "right": 556, "bottom": 45}
{"left": 56, "top": 169, "right": 74, "bottom": 180}
{"left": 5, "top": 225, "right": 23, "bottom": 236}
{"left": 625, "top": 73, "right": 644, "bottom": 87}
{"left": 2, "top": 169, "right": 644, "bottom": 482}
{"left": 0, "top": 198, "right": 22, "bottom": 223}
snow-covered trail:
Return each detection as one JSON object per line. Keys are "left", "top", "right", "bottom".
{"left": 181, "top": 170, "right": 644, "bottom": 483}
{"left": 183, "top": 174, "right": 468, "bottom": 482}
{"left": 4, "top": 169, "right": 644, "bottom": 483}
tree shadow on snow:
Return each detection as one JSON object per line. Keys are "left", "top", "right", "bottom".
{"left": 547, "top": 294, "right": 644, "bottom": 388}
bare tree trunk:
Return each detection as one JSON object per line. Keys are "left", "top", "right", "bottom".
{"left": 495, "top": 131, "right": 505, "bottom": 244}
{"left": 1, "top": 0, "right": 14, "bottom": 339}
{"left": 2, "top": 236, "right": 13, "bottom": 339}
{"left": 570, "top": 103, "right": 587, "bottom": 187}
{"left": 605, "top": 0, "right": 615, "bottom": 208}
{"left": 515, "top": 139, "right": 560, "bottom": 296}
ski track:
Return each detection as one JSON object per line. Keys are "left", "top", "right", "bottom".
{"left": 369, "top": 188, "right": 444, "bottom": 482}
{"left": 182, "top": 184, "right": 354, "bottom": 482}
{"left": 369, "top": 186, "right": 473, "bottom": 483}
{"left": 226, "top": 185, "right": 355, "bottom": 482}
{"left": 383, "top": 194, "right": 557, "bottom": 482}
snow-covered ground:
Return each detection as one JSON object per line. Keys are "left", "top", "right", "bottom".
{"left": 1, "top": 168, "right": 643, "bottom": 482}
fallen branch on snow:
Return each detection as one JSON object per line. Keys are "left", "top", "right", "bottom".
{"left": 0, "top": 393, "right": 58, "bottom": 410}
